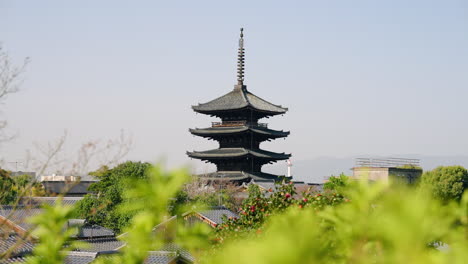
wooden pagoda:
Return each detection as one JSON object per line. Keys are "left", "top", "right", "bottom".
{"left": 187, "top": 28, "right": 291, "bottom": 182}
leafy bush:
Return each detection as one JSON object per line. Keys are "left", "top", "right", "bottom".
{"left": 75, "top": 161, "right": 152, "bottom": 232}
{"left": 12, "top": 165, "right": 468, "bottom": 263}
{"left": 0, "top": 168, "right": 17, "bottom": 204}
{"left": 215, "top": 180, "right": 345, "bottom": 243}
{"left": 0, "top": 169, "right": 45, "bottom": 204}
{"left": 206, "top": 180, "right": 468, "bottom": 264}
{"left": 323, "top": 173, "right": 349, "bottom": 191}
{"left": 421, "top": 165, "right": 468, "bottom": 202}
{"left": 26, "top": 200, "right": 84, "bottom": 264}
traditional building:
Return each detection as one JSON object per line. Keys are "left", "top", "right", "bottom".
{"left": 187, "top": 29, "right": 291, "bottom": 182}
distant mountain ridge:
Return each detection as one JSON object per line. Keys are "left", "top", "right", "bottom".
{"left": 263, "top": 155, "right": 468, "bottom": 184}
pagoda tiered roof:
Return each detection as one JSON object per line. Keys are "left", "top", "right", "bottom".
{"left": 189, "top": 125, "right": 289, "bottom": 139}
{"left": 196, "top": 171, "right": 288, "bottom": 181}
{"left": 187, "top": 148, "right": 290, "bottom": 161}
{"left": 187, "top": 28, "right": 291, "bottom": 182}
{"left": 192, "top": 85, "right": 287, "bottom": 116}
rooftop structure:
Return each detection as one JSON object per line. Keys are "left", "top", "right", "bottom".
{"left": 353, "top": 157, "right": 422, "bottom": 184}
{"left": 183, "top": 206, "right": 239, "bottom": 228}
{"left": 187, "top": 29, "right": 291, "bottom": 182}
{"left": 355, "top": 157, "right": 420, "bottom": 168}
{"left": 40, "top": 175, "right": 99, "bottom": 197}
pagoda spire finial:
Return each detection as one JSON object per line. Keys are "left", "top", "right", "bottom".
{"left": 237, "top": 28, "right": 245, "bottom": 85}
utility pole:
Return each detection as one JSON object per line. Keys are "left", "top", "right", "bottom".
{"left": 8, "top": 161, "right": 23, "bottom": 171}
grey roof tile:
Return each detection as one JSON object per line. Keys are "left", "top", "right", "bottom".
{"left": 144, "top": 251, "right": 177, "bottom": 264}
{"left": 196, "top": 206, "right": 239, "bottom": 225}
{"left": 0, "top": 207, "right": 43, "bottom": 231}
{"left": 19, "top": 197, "right": 83, "bottom": 207}
{"left": 0, "top": 234, "right": 34, "bottom": 257}
{"left": 73, "top": 225, "right": 115, "bottom": 239}
{"left": 1, "top": 252, "right": 98, "bottom": 264}
{"left": 160, "top": 244, "right": 195, "bottom": 263}
{"left": 0, "top": 256, "right": 28, "bottom": 263}
{"left": 64, "top": 252, "right": 97, "bottom": 264}
{"left": 73, "top": 237, "right": 124, "bottom": 253}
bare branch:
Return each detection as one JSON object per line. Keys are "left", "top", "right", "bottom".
{"left": 0, "top": 44, "right": 30, "bottom": 145}
{"left": 23, "top": 130, "right": 133, "bottom": 176}
{"left": 0, "top": 45, "right": 30, "bottom": 102}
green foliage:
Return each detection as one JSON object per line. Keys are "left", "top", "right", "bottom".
{"left": 0, "top": 168, "right": 17, "bottom": 204}
{"left": 206, "top": 180, "right": 468, "bottom": 264}
{"left": 323, "top": 173, "right": 349, "bottom": 191}
{"left": 190, "top": 189, "right": 237, "bottom": 211}
{"left": 12, "top": 174, "right": 46, "bottom": 197}
{"left": 421, "top": 166, "right": 468, "bottom": 202}
{"left": 0, "top": 169, "right": 46, "bottom": 204}
{"left": 13, "top": 174, "right": 32, "bottom": 189}
{"left": 93, "top": 165, "right": 211, "bottom": 264}
{"left": 26, "top": 200, "right": 85, "bottom": 264}
{"left": 75, "top": 161, "right": 152, "bottom": 232}
{"left": 15, "top": 163, "right": 468, "bottom": 263}
{"left": 397, "top": 164, "right": 423, "bottom": 170}
{"left": 168, "top": 190, "right": 190, "bottom": 215}
{"left": 215, "top": 180, "right": 344, "bottom": 243}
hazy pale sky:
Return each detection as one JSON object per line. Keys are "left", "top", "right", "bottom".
{"left": 1, "top": 0, "right": 467, "bottom": 175}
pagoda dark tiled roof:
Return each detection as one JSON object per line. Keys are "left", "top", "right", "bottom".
{"left": 192, "top": 87, "right": 287, "bottom": 114}
{"left": 197, "top": 171, "right": 286, "bottom": 181}
{"left": 187, "top": 148, "right": 290, "bottom": 160}
{"left": 189, "top": 126, "right": 289, "bottom": 137}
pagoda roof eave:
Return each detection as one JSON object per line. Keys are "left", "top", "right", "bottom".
{"left": 191, "top": 87, "right": 287, "bottom": 115}
{"left": 187, "top": 148, "right": 291, "bottom": 160}
{"left": 189, "top": 126, "right": 290, "bottom": 138}
{"left": 194, "top": 171, "right": 286, "bottom": 181}
{"left": 192, "top": 105, "right": 287, "bottom": 116}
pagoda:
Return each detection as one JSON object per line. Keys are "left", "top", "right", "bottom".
{"left": 187, "top": 28, "right": 291, "bottom": 182}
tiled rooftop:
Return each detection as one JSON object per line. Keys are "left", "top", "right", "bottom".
{"left": 0, "top": 234, "right": 34, "bottom": 257}
{"left": 196, "top": 206, "right": 239, "bottom": 225}
{"left": 73, "top": 237, "right": 124, "bottom": 253}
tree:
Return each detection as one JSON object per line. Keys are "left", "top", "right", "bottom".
{"left": 323, "top": 173, "right": 349, "bottom": 191}
{"left": 75, "top": 161, "right": 152, "bottom": 232}
{"left": 0, "top": 45, "right": 29, "bottom": 145}
{"left": 420, "top": 165, "right": 468, "bottom": 202}
{"left": 0, "top": 168, "right": 17, "bottom": 204}
{"left": 0, "top": 169, "right": 46, "bottom": 204}
{"left": 12, "top": 173, "right": 46, "bottom": 197}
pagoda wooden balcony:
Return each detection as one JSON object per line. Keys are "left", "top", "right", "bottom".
{"left": 211, "top": 121, "right": 268, "bottom": 128}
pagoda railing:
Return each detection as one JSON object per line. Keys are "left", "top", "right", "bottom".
{"left": 211, "top": 121, "right": 268, "bottom": 128}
